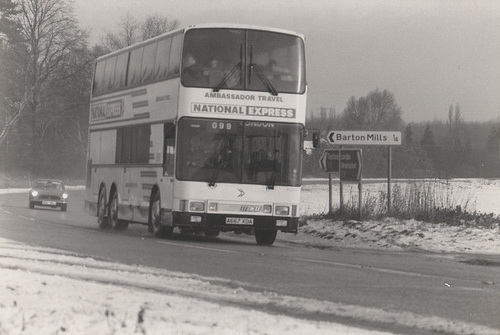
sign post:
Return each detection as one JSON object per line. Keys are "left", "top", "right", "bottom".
{"left": 387, "top": 146, "right": 392, "bottom": 212}
{"left": 326, "top": 130, "right": 401, "bottom": 214}
{"left": 319, "top": 148, "right": 362, "bottom": 215}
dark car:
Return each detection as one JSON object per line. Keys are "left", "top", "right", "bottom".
{"left": 29, "top": 179, "right": 68, "bottom": 211}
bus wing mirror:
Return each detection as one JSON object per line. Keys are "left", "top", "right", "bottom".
{"left": 304, "top": 129, "right": 320, "bottom": 151}
{"left": 312, "top": 131, "right": 320, "bottom": 148}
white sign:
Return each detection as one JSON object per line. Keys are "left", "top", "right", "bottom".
{"left": 327, "top": 131, "right": 401, "bottom": 146}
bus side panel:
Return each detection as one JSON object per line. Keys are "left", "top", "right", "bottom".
{"left": 85, "top": 129, "right": 118, "bottom": 216}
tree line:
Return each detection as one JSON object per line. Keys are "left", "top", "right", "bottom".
{"left": 1, "top": 0, "right": 498, "bottom": 181}
{"left": 305, "top": 93, "right": 500, "bottom": 179}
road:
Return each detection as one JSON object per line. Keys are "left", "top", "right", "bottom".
{"left": 1, "top": 189, "right": 499, "bottom": 334}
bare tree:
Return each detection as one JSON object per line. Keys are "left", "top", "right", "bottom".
{"left": 341, "top": 89, "right": 403, "bottom": 130}
{"left": 101, "top": 12, "right": 179, "bottom": 52}
{"left": 101, "top": 12, "right": 140, "bottom": 51}
{"left": 0, "top": 0, "right": 87, "bottom": 175}
{"left": 0, "top": 0, "right": 21, "bottom": 144}
{"left": 141, "top": 13, "right": 179, "bottom": 40}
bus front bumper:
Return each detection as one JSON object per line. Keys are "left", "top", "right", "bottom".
{"left": 173, "top": 212, "right": 299, "bottom": 233}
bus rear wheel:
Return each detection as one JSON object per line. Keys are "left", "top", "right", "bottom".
{"left": 97, "top": 188, "right": 110, "bottom": 229}
{"left": 109, "top": 191, "right": 128, "bottom": 231}
{"left": 149, "top": 190, "right": 173, "bottom": 238}
{"left": 255, "top": 229, "right": 277, "bottom": 246}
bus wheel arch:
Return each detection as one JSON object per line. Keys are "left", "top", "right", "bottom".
{"left": 97, "top": 184, "right": 110, "bottom": 229}
{"left": 149, "top": 186, "right": 173, "bottom": 238}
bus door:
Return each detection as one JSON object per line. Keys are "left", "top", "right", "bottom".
{"left": 161, "top": 122, "right": 176, "bottom": 212}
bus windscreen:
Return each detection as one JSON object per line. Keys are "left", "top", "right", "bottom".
{"left": 176, "top": 118, "right": 303, "bottom": 186}
{"left": 181, "top": 28, "right": 306, "bottom": 94}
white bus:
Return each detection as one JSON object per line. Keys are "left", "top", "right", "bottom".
{"left": 85, "top": 24, "right": 307, "bottom": 245}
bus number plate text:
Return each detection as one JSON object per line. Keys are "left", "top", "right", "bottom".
{"left": 226, "top": 217, "right": 254, "bottom": 225}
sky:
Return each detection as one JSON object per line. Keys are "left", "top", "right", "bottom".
{"left": 73, "top": 0, "right": 500, "bottom": 122}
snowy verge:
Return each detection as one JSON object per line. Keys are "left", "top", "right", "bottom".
{"left": 280, "top": 218, "right": 500, "bottom": 255}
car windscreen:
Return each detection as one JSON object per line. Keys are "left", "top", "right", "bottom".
{"left": 35, "top": 181, "right": 63, "bottom": 190}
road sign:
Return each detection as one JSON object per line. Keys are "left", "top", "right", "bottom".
{"left": 327, "top": 131, "right": 402, "bottom": 146}
{"left": 319, "top": 149, "right": 340, "bottom": 173}
{"left": 319, "top": 149, "right": 362, "bottom": 181}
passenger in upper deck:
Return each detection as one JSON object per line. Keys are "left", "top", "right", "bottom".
{"left": 264, "top": 59, "right": 292, "bottom": 81}
{"left": 204, "top": 59, "right": 224, "bottom": 87}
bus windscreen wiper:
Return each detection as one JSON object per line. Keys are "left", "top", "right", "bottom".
{"left": 213, "top": 62, "right": 242, "bottom": 92}
{"left": 250, "top": 63, "right": 278, "bottom": 96}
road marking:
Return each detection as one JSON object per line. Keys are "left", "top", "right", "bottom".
{"left": 18, "top": 215, "right": 36, "bottom": 221}
{"left": 291, "top": 257, "right": 466, "bottom": 282}
{"left": 156, "top": 240, "right": 238, "bottom": 254}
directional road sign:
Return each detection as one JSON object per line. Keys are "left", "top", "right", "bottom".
{"left": 319, "top": 149, "right": 340, "bottom": 173}
{"left": 327, "top": 130, "right": 402, "bottom": 146}
{"left": 319, "top": 149, "right": 362, "bottom": 181}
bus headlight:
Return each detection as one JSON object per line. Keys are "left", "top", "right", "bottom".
{"left": 62, "top": 193, "right": 68, "bottom": 199}
{"left": 263, "top": 205, "right": 272, "bottom": 214}
{"left": 31, "top": 190, "right": 39, "bottom": 197}
{"left": 275, "top": 206, "right": 290, "bottom": 216}
{"left": 190, "top": 201, "right": 205, "bottom": 212}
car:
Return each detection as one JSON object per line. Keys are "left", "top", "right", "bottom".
{"left": 29, "top": 179, "right": 68, "bottom": 212}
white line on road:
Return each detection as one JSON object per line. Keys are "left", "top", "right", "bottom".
{"left": 156, "top": 240, "right": 238, "bottom": 254}
{"left": 291, "top": 256, "right": 482, "bottom": 285}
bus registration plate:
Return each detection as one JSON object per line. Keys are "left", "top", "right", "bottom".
{"left": 226, "top": 217, "right": 253, "bottom": 225}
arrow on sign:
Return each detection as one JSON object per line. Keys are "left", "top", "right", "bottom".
{"left": 328, "top": 132, "right": 336, "bottom": 144}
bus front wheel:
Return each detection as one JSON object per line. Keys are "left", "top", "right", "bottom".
{"left": 149, "top": 191, "right": 173, "bottom": 238}
{"left": 255, "top": 229, "right": 277, "bottom": 246}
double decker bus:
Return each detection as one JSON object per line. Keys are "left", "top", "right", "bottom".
{"left": 85, "top": 24, "right": 307, "bottom": 245}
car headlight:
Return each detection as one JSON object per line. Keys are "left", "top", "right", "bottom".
{"left": 275, "top": 206, "right": 290, "bottom": 216}
{"left": 31, "top": 190, "right": 39, "bottom": 197}
{"left": 62, "top": 193, "right": 68, "bottom": 199}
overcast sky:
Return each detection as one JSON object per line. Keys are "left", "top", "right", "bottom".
{"left": 74, "top": 0, "right": 500, "bottom": 122}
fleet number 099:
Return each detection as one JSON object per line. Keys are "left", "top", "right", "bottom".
{"left": 212, "top": 122, "right": 232, "bottom": 130}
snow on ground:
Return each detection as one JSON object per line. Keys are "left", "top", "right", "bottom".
{"left": 1, "top": 238, "right": 394, "bottom": 335}
{"left": 294, "top": 179, "right": 500, "bottom": 254}
{"left": 1, "top": 179, "right": 500, "bottom": 334}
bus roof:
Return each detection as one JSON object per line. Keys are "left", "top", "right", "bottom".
{"left": 96, "top": 23, "right": 305, "bottom": 61}
{"left": 185, "top": 23, "right": 304, "bottom": 39}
